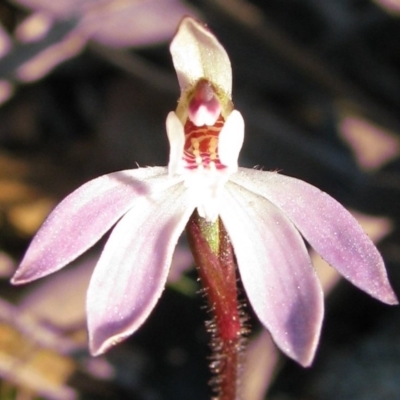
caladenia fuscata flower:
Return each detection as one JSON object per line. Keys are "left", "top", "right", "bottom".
{"left": 12, "top": 16, "right": 397, "bottom": 396}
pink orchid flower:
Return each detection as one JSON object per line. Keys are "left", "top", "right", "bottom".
{"left": 12, "top": 17, "right": 397, "bottom": 367}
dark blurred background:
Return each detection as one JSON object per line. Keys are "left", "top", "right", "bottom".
{"left": 1, "top": 0, "right": 400, "bottom": 399}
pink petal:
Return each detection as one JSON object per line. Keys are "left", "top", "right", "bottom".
{"left": 16, "top": 12, "right": 54, "bottom": 43}
{"left": 81, "top": 0, "right": 198, "bottom": 48}
{"left": 16, "top": 33, "right": 86, "bottom": 82}
{"left": 221, "top": 183, "right": 324, "bottom": 366}
{"left": 0, "top": 22, "right": 12, "bottom": 58}
{"left": 231, "top": 168, "right": 398, "bottom": 305}
{"left": 12, "top": 167, "right": 175, "bottom": 284}
{"left": 374, "top": 0, "right": 400, "bottom": 13}
{"left": 242, "top": 331, "right": 279, "bottom": 400}
{"left": 87, "top": 182, "right": 195, "bottom": 355}
{"left": 18, "top": 255, "right": 96, "bottom": 330}
{"left": 15, "top": 0, "right": 198, "bottom": 48}
{"left": 0, "top": 80, "right": 13, "bottom": 105}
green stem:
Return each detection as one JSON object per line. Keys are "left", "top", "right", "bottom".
{"left": 186, "top": 211, "right": 246, "bottom": 400}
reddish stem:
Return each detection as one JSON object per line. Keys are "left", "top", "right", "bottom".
{"left": 186, "top": 212, "right": 246, "bottom": 400}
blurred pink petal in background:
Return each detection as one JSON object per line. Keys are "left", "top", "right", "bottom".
{"left": 0, "top": 251, "right": 15, "bottom": 278}
{"left": 340, "top": 115, "right": 400, "bottom": 171}
{"left": 15, "top": 12, "right": 54, "bottom": 43}
{"left": 1, "top": 0, "right": 199, "bottom": 99}
{"left": 16, "top": 34, "right": 87, "bottom": 82}
{"left": 242, "top": 331, "right": 279, "bottom": 400}
{"left": 0, "top": 24, "right": 11, "bottom": 57}
{"left": 18, "top": 255, "right": 96, "bottom": 331}
{"left": 14, "top": 0, "right": 199, "bottom": 47}
{"left": 373, "top": 0, "right": 400, "bottom": 13}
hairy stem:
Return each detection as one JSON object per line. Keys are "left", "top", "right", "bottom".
{"left": 186, "top": 211, "right": 247, "bottom": 400}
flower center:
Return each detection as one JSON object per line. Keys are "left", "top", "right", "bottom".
{"left": 183, "top": 115, "right": 226, "bottom": 171}
{"left": 182, "top": 79, "right": 227, "bottom": 172}
{"left": 166, "top": 78, "right": 244, "bottom": 222}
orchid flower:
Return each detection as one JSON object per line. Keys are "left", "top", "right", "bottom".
{"left": 12, "top": 17, "right": 397, "bottom": 367}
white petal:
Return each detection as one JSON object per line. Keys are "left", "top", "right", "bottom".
{"left": 166, "top": 111, "right": 185, "bottom": 176}
{"left": 87, "top": 182, "right": 195, "bottom": 355}
{"left": 184, "top": 167, "right": 231, "bottom": 223}
{"left": 170, "top": 17, "right": 232, "bottom": 96}
{"left": 221, "top": 182, "right": 324, "bottom": 366}
{"left": 218, "top": 110, "right": 245, "bottom": 171}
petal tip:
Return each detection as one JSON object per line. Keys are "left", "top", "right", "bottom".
{"left": 284, "top": 323, "right": 321, "bottom": 368}
{"left": 10, "top": 267, "right": 35, "bottom": 285}
{"left": 89, "top": 328, "right": 130, "bottom": 357}
{"left": 381, "top": 290, "right": 398, "bottom": 306}
{"left": 10, "top": 275, "right": 22, "bottom": 285}
{"left": 296, "top": 343, "right": 318, "bottom": 368}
